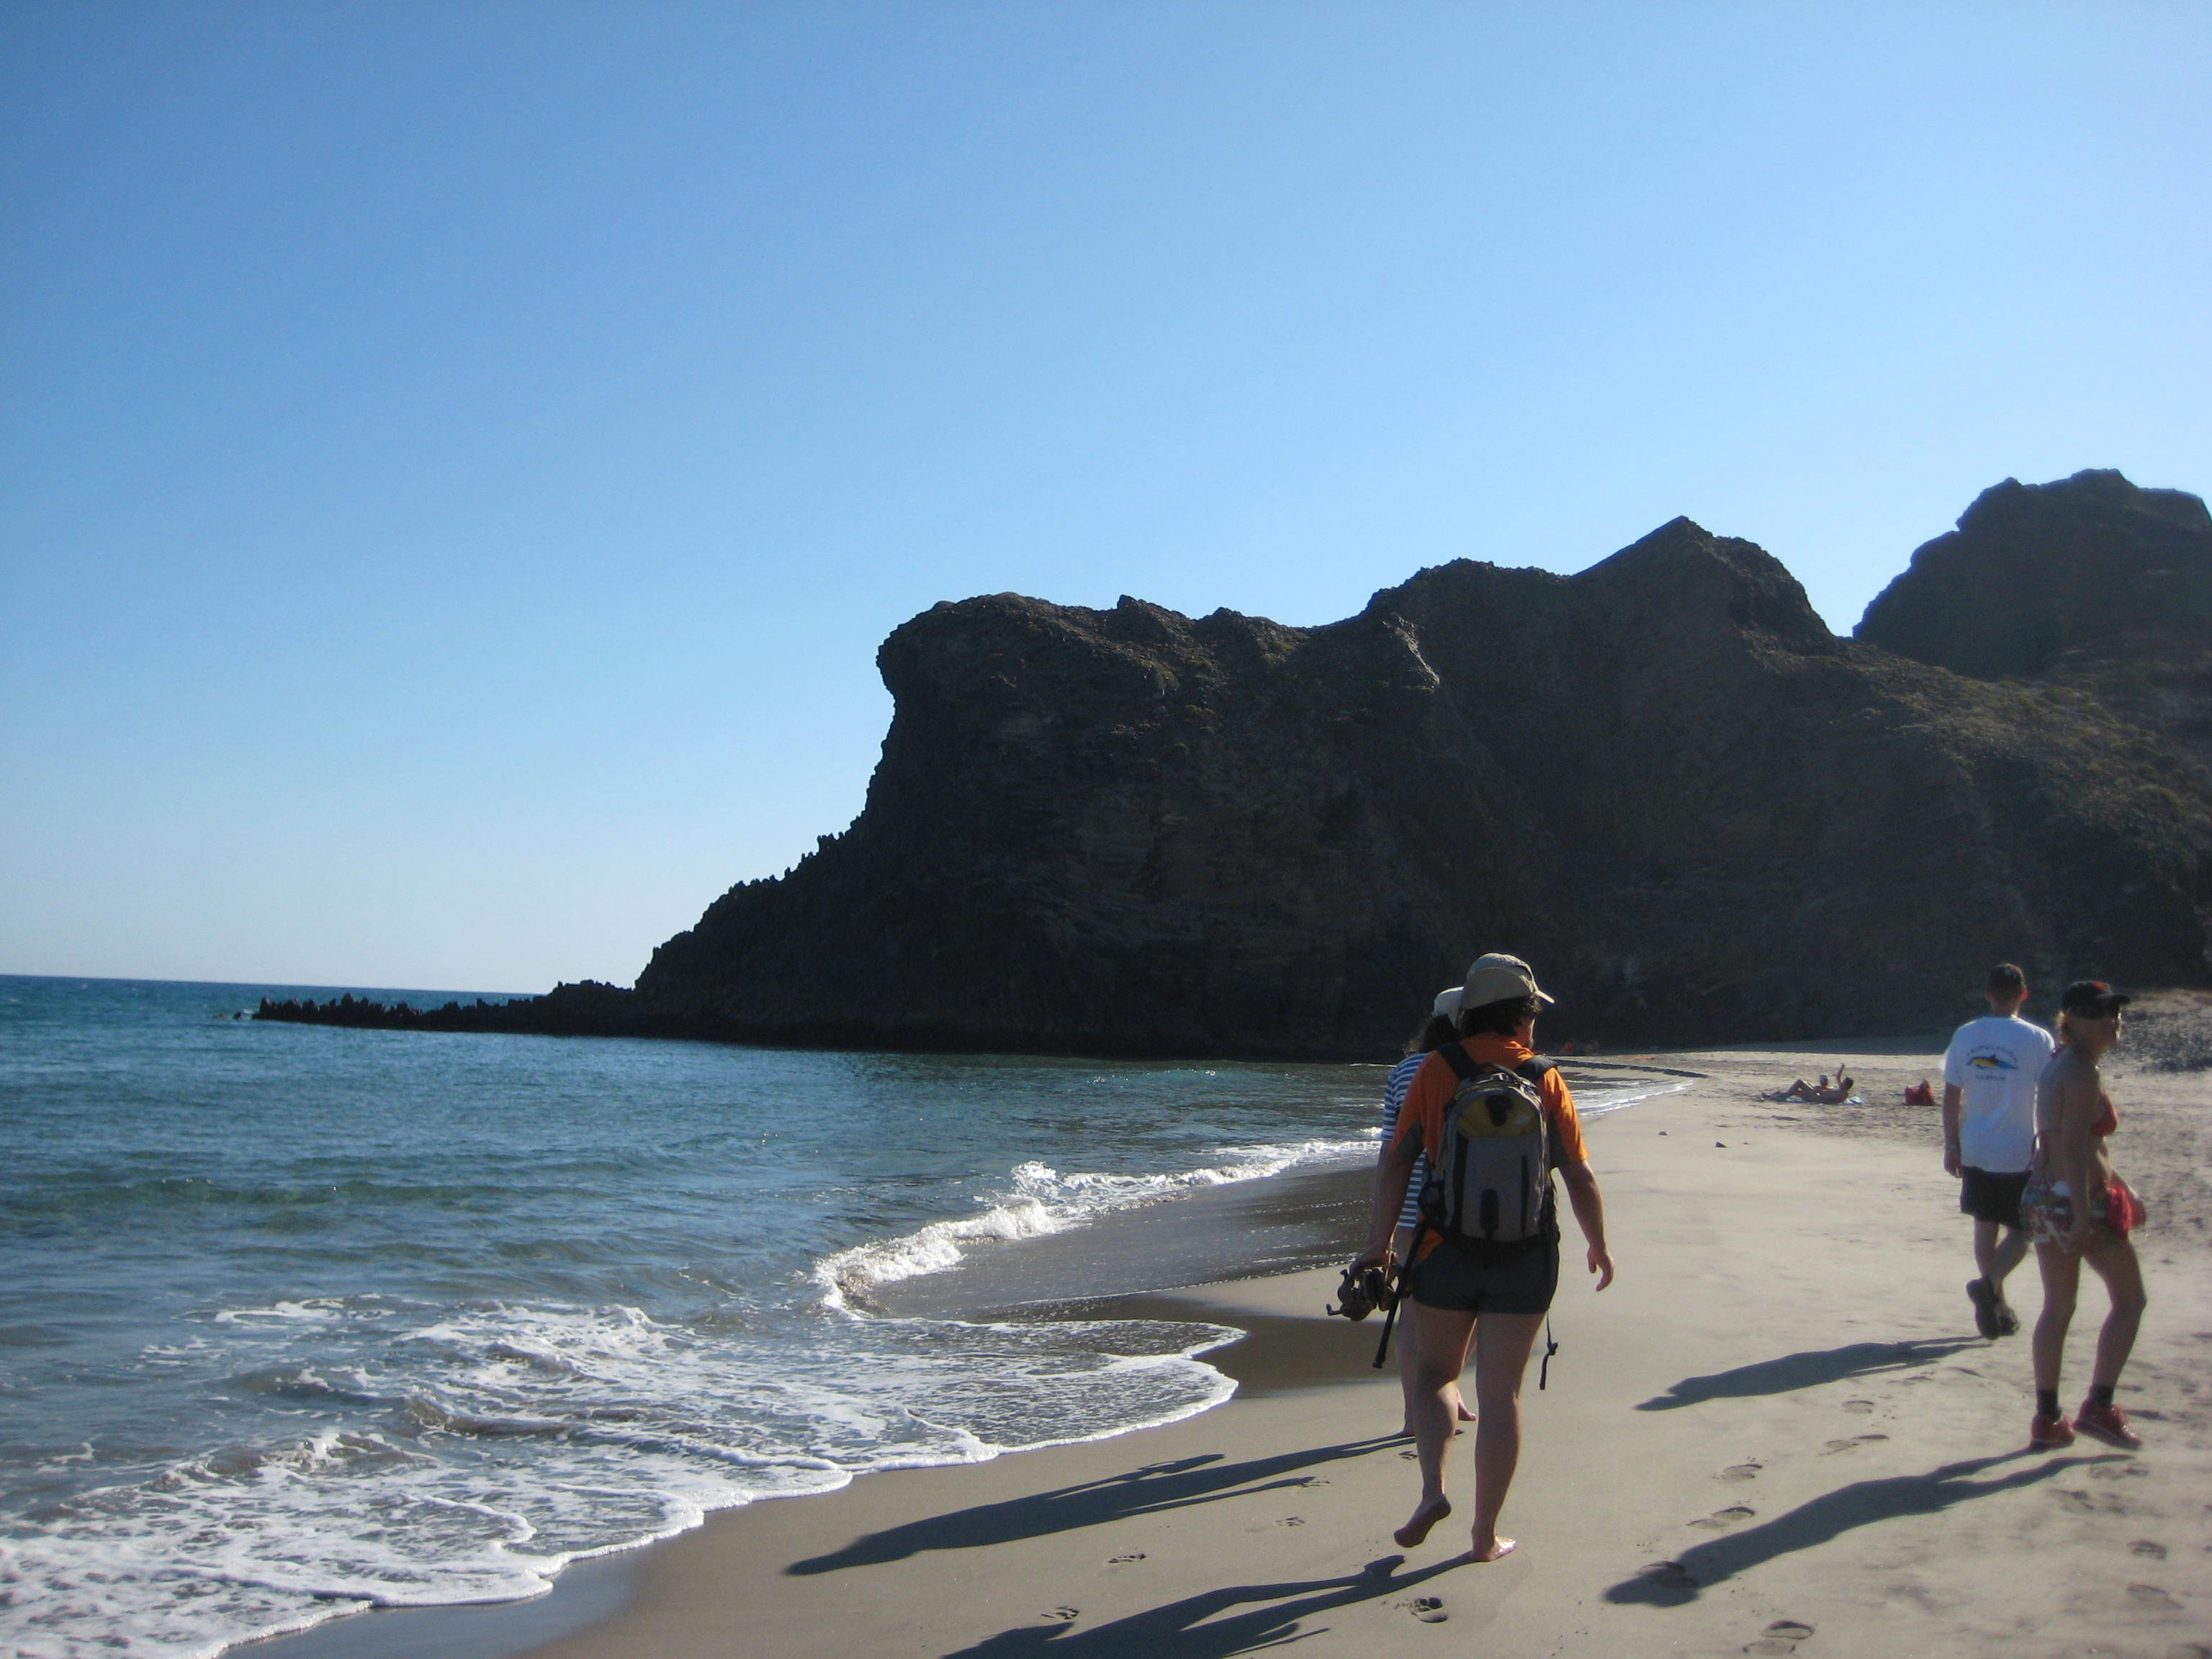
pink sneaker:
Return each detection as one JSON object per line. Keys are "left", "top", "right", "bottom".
{"left": 2075, "top": 1399, "right": 2141, "bottom": 1449}
{"left": 2029, "top": 1412, "right": 2075, "bottom": 1449}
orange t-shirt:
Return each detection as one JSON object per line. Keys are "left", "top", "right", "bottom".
{"left": 1390, "top": 1035, "right": 1588, "bottom": 1169}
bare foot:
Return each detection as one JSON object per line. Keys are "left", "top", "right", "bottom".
{"left": 1394, "top": 1498, "right": 1453, "bottom": 1548}
{"left": 1455, "top": 1402, "right": 1476, "bottom": 1422}
{"left": 1468, "top": 1534, "right": 1516, "bottom": 1563}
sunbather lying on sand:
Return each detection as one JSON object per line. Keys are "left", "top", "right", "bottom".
{"left": 1769, "top": 1073, "right": 1855, "bottom": 1104}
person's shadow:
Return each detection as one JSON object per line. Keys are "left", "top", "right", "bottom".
{"left": 1604, "top": 1449, "right": 2116, "bottom": 1602}
{"left": 787, "top": 1440, "right": 1395, "bottom": 1576}
{"left": 940, "top": 1552, "right": 1462, "bottom": 1658}
{"left": 1635, "top": 1339, "right": 1979, "bottom": 1411}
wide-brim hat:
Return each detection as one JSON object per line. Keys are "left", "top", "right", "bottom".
{"left": 1459, "top": 952, "right": 1555, "bottom": 1012}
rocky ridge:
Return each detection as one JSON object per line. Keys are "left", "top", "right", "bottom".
{"left": 261, "top": 472, "right": 2212, "bottom": 1057}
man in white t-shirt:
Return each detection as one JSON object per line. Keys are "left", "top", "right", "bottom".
{"left": 1942, "top": 963, "right": 2055, "bottom": 1339}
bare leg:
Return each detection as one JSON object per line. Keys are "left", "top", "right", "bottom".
{"left": 1391, "top": 1233, "right": 1471, "bottom": 1433}
{"left": 2031, "top": 1241, "right": 2082, "bottom": 1395}
{"left": 1974, "top": 1223, "right": 2029, "bottom": 1333}
{"left": 1393, "top": 1229, "right": 1421, "bottom": 1434}
{"left": 1395, "top": 1301, "right": 1475, "bottom": 1547}
{"left": 1991, "top": 1225, "right": 2028, "bottom": 1287}
{"left": 1973, "top": 1220, "right": 2028, "bottom": 1289}
{"left": 1466, "top": 1311, "right": 1545, "bottom": 1562}
{"left": 1393, "top": 1290, "right": 1421, "bottom": 1434}
{"left": 2080, "top": 1234, "right": 2146, "bottom": 1390}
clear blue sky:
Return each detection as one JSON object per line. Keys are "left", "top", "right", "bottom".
{"left": 4, "top": 2, "right": 2206, "bottom": 992}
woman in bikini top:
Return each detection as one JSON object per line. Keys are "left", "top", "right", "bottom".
{"left": 2022, "top": 981, "right": 2147, "bottom": 1452}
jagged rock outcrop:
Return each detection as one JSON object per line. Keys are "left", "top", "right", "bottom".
{"left": 265, "top": 474, "right": 2212, "bottom": 1057}
{"left": 1856, "top": 469, "right": 2212, "bottom": 780}
{"left": 633, "top": 504, "right": 2212, "bottom": 1054}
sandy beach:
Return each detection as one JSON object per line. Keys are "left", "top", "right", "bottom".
{"left": 255, "top": 1020, "right": 2211, "bottom": 1659}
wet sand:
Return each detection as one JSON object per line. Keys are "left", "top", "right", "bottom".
{"left": 249, "top": 1027, "right": 2212, "bottom": 1659}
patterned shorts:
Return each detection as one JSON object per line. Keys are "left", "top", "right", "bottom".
{"left": 2020, "top": 1170, "right": 2146, "bottom": 1246}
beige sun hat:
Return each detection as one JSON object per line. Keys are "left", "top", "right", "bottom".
{"left": 1458, "top": 952, "right": 1555, "bottom": 1011}
{"left": 1431, "top": 986, "right": 1466, "bottom": 1020}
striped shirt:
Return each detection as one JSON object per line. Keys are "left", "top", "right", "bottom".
{"left": 1380, "top": 1051, "right": 1430, "bottom": 1233}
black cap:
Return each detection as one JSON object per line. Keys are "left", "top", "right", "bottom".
{"left": 1986, "top": 963, "right": 2026, "bottom": 992}
{"left": 2059, "top": 979, "right": 2131, "bottom": 1017}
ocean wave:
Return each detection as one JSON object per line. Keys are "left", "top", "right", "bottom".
{"left": 1, "top": 1295, "right": 1241, "bottom": 1659}
{"left": 1573, "top": 1079, "right": 1690, "bottom": 1119}
{"left": 814, "top": 1136, "right": 1375, "bottom": 1310}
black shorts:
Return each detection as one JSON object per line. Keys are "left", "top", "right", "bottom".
{"left": 1959, "top": 1166, "right": 2029, "bottom": 1228}
{"left": 1407, "top": 1233, "right": 1560, "bottom": 1316}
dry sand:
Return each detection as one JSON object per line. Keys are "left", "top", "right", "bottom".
{"left": 259, "top": 1028, "right": 2212, "bottom": 1659}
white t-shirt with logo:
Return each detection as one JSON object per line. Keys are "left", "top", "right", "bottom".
{"left": 1942, "top": 1014, "right": 2056, "bottom": 1173}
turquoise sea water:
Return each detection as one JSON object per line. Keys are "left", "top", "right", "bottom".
{"left": 0, "top": 976, "right": 1390, "bottom": 1658}
{"left": 0, "top": 975, "right": 1673, "bottom": 1658}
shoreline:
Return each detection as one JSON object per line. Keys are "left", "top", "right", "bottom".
{"left": 243, "top": 1037, "right": 2211, "bottom": 1659}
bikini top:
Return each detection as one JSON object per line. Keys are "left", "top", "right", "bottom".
{"left": 2036, "top": 1048, "right": 2117, "bottom": 1144}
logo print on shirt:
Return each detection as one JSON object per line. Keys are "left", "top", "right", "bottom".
{"left": 1966, "top": 1048, "right": 2017, "bottom": 1072}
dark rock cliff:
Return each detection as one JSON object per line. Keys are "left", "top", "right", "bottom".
{"left": 633, "top": 501, "right": 2212, "bottom": 1055}
{"left": 1856, "top": 468, "right": 2212, "bottom": 780}
{"left": 265, "top": 472, "right": 2212, "bottom": 1057}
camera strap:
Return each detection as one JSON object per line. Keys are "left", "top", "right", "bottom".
{"left": 1370, "top": 1228, "right": 1423, "bottom": 1370}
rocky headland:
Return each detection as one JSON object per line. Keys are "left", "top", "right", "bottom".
{"left": 261, "top": 469, "right": 2212, "bottom": 1058}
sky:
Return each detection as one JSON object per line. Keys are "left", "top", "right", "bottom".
{"left": 3, "top": 2, "right": 2208, "bottom": 993}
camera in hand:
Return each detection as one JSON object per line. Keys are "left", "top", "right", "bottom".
{"left": 1326, "top": 1263, "right": 1396, "bottom": 1321}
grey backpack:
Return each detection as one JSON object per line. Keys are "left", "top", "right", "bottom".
{"left": 1419, "top": 1046, "right": 1557, "bottom": 1249}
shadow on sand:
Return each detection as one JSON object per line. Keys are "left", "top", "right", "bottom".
{"left": 788, "top": 1440, "right": 1397, "bottom": 1577}
{"left": 1635, "top": 1339, "right": 1979, "bottom": 1411}
{"left": 938, "top": 1552, "right": 1462, "bottom": 1658}
{"left": 1604, "top": 1449, "right": 2119, "bottom": 1603}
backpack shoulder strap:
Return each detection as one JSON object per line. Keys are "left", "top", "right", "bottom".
{"left": 1515, "top": 1056, "right": 1556, "bottom": 1084}
{"left": 1434, "top": 1043, "right": 1478, "bottom": 1081}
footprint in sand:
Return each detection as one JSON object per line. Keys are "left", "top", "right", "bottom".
{"left": 1107, "top": 1553, "right": 1146, "bottom": 1564}
{"left": 1038, "top": 1607, "right": 1079, "bottom": 1623}
{"left": 1403, "top": 1596, "right": 1448, "bottom": 1624}
{"left": 2055, "top": 1488, "right": 2126, "bottom": 1516}
{"left": 1744, "top": 1619, "right": 1815, "bottom": 1654}
{"left": 1820, "top": 1434, "right": 1887, "bottom": 1455}
{"left": 1280, "top": 1516, "right": 1305, "bottom": 1527}
{"left": 1399, "top": 1449, "right": 1419, "bottom": 1460}
{"left": 2128, "top": 1584, "right": 2181, "bottom": 1612}
{"left": 1841, "top": 1399, "right": 1876, "bottom": 1414}
{"left": 2131, "top": 1540, "right": 2170, "bottom": 1560}
{"left": 1639, "top": 1560, "right": 1700, "bottom": 1590}
{"left": 1687, "top": 1506, "right": 1756, "bottom": 1531}
{"left": 1719, "top": 1463, "right": 1763, "bottom": 1483}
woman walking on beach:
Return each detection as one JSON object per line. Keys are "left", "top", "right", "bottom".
{"left": 2022, "top": 980, "right": 2148, "bottom": 1450}
{"left": 1377, "top": 989, "right": 1478, "bottom": 1437}
{"left": 1352, "top": 953, "right": 1614, "bottom": 1564}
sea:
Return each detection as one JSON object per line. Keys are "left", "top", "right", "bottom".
{"left": 0, "top": 974, "right": 1681, "bottom": 1659}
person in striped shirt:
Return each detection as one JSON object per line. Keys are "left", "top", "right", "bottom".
{"left": 1378, "top": 986, "right": 1477, "bottom": 1437}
